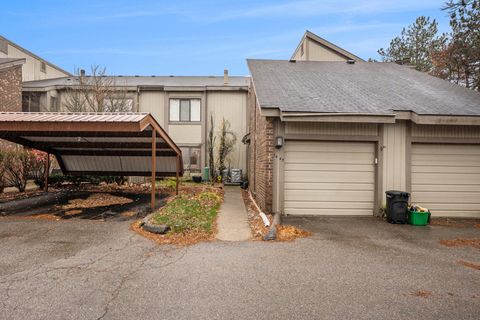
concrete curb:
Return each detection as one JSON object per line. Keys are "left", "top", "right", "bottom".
{"left": 263, "top": 212, "right": 282, "bottom": 241}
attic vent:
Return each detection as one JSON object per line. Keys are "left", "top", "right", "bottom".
{"left": 289, "top": 59, "right": 296, "bottom": 63}
{"left": 346, "top": 59, "right": 355, "bottom": 64}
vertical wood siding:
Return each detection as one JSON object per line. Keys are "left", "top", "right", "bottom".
{"left": 382, "top": 121, "right": 407, "bottom": 196}
{"left": 207, "top": 91, "right": 248, "bottom": 172}
{"left": 307, "top": 39, "right": 347, "bottom": 61}
{"left": 285, "top": 122, "right": 378, "bottom": 136}
{"left": 412, "top": 124, "right": 480, "bottom": 138}
{"left": 139, "top": 91, "right": 165, "bottom": 125}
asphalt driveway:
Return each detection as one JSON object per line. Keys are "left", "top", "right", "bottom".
{"left": 0, "top": 216, "right": 479, "bottom": 320}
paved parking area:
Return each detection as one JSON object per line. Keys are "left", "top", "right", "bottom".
{"left": 0, "top": 216, "right": 479, "bottom": 320}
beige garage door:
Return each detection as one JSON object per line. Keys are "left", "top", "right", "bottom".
{"left": 284, "top": 141, "right": 376, "bottom": 216}
{"left": 411, "top": 144, "right": 480, "bottom": 217}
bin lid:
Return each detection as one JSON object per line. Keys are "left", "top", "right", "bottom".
{"left": 386, "top": 190, "right": 410, "bottom": 196}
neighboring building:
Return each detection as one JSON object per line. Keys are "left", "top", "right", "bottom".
{"left": 291, "top": 30, "right": 364, "bottom": 62}
{"left": 22, "top": 72, "right": 250, "bottom": 173}
{"left": 0, "top": 57, "right": 25, "bottom": 149}
{"left": 0, "top": 35, "right": 71, "bottom": 82}
{"left": 247, "top": 59, "right": 480, "bottom": 218}
{"left": 0, "top": 58, "right": 25, "bottom": 112}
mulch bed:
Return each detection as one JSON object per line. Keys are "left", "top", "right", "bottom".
{"left": 241, "top": 189, "right": 271, "bottom": 240}
{"left": 241, "top": 189, "right": 311, "bottom": 241}
{"left": 59, "top": 193, "right": 133, "bottom": 210}
{"left": 131, "top": 221, "right": 216, "bottom": 246}
{"left": 131, "top": 184, "right": 223, "bottom": 246}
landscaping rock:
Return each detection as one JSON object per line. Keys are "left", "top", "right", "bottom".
{"left": 143, "top": 224, "right": 170, "bottom": 234}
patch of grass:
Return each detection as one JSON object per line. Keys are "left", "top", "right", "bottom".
{"left": 152, "top": 190, "right": 222, "bottom": 234}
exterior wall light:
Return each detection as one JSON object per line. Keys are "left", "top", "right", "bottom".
{"left": 275, "top": 136, "right": 284, "bottom": 149}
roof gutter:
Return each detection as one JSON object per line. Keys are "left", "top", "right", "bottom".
{"left": 279, "top": 111, "right": 396, "bottom": 123}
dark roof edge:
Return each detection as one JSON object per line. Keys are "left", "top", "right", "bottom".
{"left": 254, "top": 107, "right": 480, "bottom": 125}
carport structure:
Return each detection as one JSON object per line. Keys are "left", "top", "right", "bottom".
{"left": 0, "top": 112, "right": 183, "bottom": 210}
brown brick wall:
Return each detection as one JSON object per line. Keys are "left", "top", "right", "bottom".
{"left": 0, "top": 65, "right": 22, "bottom": 112}
{"left": 248, "top": 89, "right": 274, "bottom": 213}
{"left": 0, "top": 65, "right": 22, "bottom": 150}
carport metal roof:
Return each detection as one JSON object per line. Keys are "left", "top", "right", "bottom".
{"left": 0, "top": 112, "right": 183, "bottom": 209}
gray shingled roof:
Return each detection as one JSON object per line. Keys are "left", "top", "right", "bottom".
{"left": 23, "top": 75, "right": 250, "bottom": 89}
{"left": 248, "top": 59, "right": 480, "bottom": 116}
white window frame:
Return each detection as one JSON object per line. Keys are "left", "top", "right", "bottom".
{"left": 169, "top": 98, "right": 201, "bottom": 123}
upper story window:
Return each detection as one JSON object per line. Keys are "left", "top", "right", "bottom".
{"left": 40, "top": 62, "right": 46, "bottom": 73}
{"left": 22, "top": 93, "right": 40, "bottom": 112}
{"left": 169, "top": 98, "right": 200, "bottom": 122}
{"left": 300, "top": 42, "right": 304, "bottom": 56}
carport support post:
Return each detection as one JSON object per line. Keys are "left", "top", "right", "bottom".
{"left": 44, "top": 153, "right": 50, "bottom": 192}
{"left": 151, "top": 131, "right": 156, "bottom": 211}
{"left": 175, "top": 155, "right": 180, "bottom": 195}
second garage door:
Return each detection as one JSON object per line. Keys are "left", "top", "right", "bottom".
{"left": 284, "top": 141, "right": 376, "bottom": 216}
{"left": 411, "top": 143, "right": 480, "bottom": 217}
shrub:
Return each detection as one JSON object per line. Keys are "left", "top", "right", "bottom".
{"left": 3, "top": 149, "right": 38, "bottom": 192}
{"left": 29, "top": 150, "right": 48, "bottom": 189}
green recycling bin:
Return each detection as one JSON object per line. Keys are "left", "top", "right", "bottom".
{"left": 408, "top": 210, "right": 430, "bottom": 226}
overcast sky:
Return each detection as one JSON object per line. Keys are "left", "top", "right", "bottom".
{"left": 1, "top": 0, "right": 451, "bottom": 76}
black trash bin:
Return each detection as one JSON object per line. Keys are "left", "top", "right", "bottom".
{"left": 385, "top": 190, "right": 409, "bottom": 224}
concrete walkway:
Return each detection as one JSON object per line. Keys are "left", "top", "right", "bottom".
{"left": 216, "top": 186, "right": 251, "bottom": 241}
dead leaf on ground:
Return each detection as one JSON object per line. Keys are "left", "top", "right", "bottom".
{"left": 241, "top": 189, "right": 272, "bottom": 240}
{"left": 431, "top": 219, "right": 466, "bottom": 228}
{"left": 412, "top": 290, "right": 432, "bottom": 298}
{"left": 440, "top": 238, "right": 480, "bottom": 250}
{"left": 64, "top": 209, "right": 82, "bottom": 216}
{"left": 130, "top": 221, "right": 215, "bottom": 246}
{"left": 241, "top": 189, "right": 311, "bottom": 241}
{"left": 60, "top": 193, "right": 133, "bottom": 210}
{"left": 458, "top": 260, "right": 480, "bottom": 271}
{"left": 120, "top": 211, "right": 137, "bottom": 217}
{"left": 276, "top": 225, "right": 312, "bottom": 241}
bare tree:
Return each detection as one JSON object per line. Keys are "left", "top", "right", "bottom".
{"left": 207, "top": 113, "right": 216, "bottom": 182}
{"left": 217, "top": 118, "right": 236, "bottom": 182}
{"left": 64, "top": 65, "right": 133, "bottom": 112}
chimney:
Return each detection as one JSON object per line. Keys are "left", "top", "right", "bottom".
{"left": 80, "top": 69, "right": 86, "bottom": 77}
{"left": 223, "top": 69, "right": 228, "bottom": 85}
